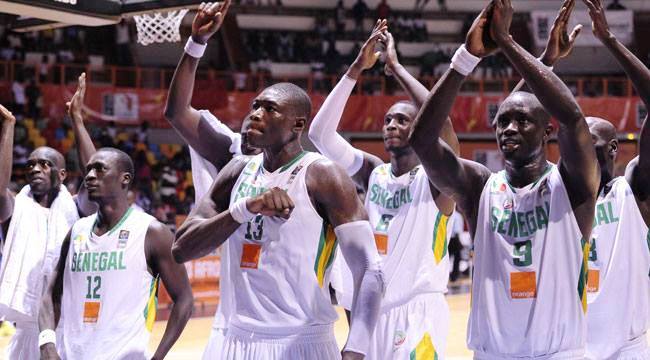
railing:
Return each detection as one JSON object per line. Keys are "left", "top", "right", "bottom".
{"left": 0, "top": 60, "right": 638, "bottom": 98}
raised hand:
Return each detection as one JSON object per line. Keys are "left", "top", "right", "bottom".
{"left": 192, "top": 0, "right": 231, "bottom": 44}
{"left": 0, "top": 104, "right": 16, "bottom": 124}
{"left": 582, "top": 0, "right": 612, "bottom": 41}
{"left": 348, "top": 19, "right": 388, "bottom": 79}
{"left": 490, "top": 0, "right": 514, "bottom": 45}
{"left": 246, "top": 187, "right": 295, "bottom": 219}
{"left": 383, "top": 31, "right": 399, "bottom": 76}
{"left": 465, "top": 1, "right": 498, "bottom": 58}
{"left": 67, "top": 72, "right": 86, "bottom": 122}
{"left": 541, "top": 0, "right": 582, "bottom": 65}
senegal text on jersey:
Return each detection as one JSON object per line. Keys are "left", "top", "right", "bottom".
{"left": 490, "top": 202, "right": 550, "bottom": 238}
{"left": 593, "top": 201, "right": 619, "bottom": 228}
{"left": 368, "top": 184, "right": 413, "bottom": 210}
{"left": 71, "top": 251, "right": 127, "bottom": 272}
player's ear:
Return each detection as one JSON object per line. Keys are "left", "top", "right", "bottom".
{"left": 122, "top": 172, "right": 132, "bottom": 187}
{"left": 293, "top": 117, "right": 306, "bottom": 133}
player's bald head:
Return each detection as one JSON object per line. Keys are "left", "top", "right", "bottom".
{"left": 29, "top": 147, "right": 66, "bottom": 169}
{"left": 388, "top": 100, "right": 418, "bottom": 119}
{"left": 496, "top": 91, "right": 551, "bottom": 127}
{"left": 264, "top": 82, "right": 312, "bottom": 121}
{"left": 94, "top": 147, "right": 135, "bottom": 181}
{"left": 586, "top": 117, "right": 617, "bottom": 143}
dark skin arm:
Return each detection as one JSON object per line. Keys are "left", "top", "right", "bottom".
{"left": 173, "top": 157, "right": 247, "bottom": 262}
{"left": 343, "top": 20, "right": 387, "bottom": 190}
{"left": 39, "top": 231, "right": 71, "bottom": 360}
{"left": 583, "top": 0, "right": 650, "bottom": 225}
{"left": 511, "top": 0, "right": 582, "bottom": 93}
{"left": 163, "top": 0, "right": 235, "bottom": 171}
{"left": 408, "top": 5, "right": 495, "bottom": 235}
{"left": 491, "top": 0, "right": 599, "bottom": 239}
{"left": 67, "top": 72, "right": 98, "bottom": 216}
{"left": 145, "top": 221, "right": 193, "bottom": 360}
{"left": 305, "top": 160, "right": 377, "bottom": 360}
{"left": 383, "top": 31, "right": 460, "bottom": 215}
{"left": 0, "top": 104, "right": 16, "bottom": 224}
{"left": 173, "top": 157, "right": 295, "bottom": 262}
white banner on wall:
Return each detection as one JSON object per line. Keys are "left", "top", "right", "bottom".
{"left": 531, "top": 10, "right": 633, "bottom": 47}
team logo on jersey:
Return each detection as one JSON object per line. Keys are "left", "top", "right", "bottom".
{"left": 118, "top": 230, "right": 129, "bottom": 248}
{"left": 503, "top": 199, "right": 513, "bottom": 210}
{"left": 393, "top": 330, "right": 406, "bottom": 348}
{"left": 490, "top": 181, "right": 507, "bottom": 194}
{"left": 73, "top": 234, "right": 87, "bottom": 247}
{"left": 538, "top": 178, "right": 550, "bottom": 198}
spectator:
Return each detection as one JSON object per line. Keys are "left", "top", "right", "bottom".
{"left": 11, "top": 76, "right": 26, "bottom": 117}
{"left": 335, "top": 0, "right": 346, "bottom": 34}
{"left": 607, "top": 0, "right": 626, "bottom": 10}
{"left": 159, "top": 165, "right": 179, "bottom": 206}
{"left": 377, "top": 0, "right": 391, "bottom": 20}
{"left": 25, "top": 79, "right": 41, "bottom": 120}
{"left": 115, "top": 20, "right": 132, "bottom": 66}
{"left": 352, "top": 0, "right": 368, "bottom": 34}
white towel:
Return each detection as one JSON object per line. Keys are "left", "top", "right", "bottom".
{"left": 0, "top": 185, "right": 79, "bottom": 323}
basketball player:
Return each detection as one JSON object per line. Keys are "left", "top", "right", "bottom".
{"left": 38, "top": 148, "right": 193, "bottom": 360}
{"left": 173, "top": 81, "right": 384, "bottom": 359}
{"left": 579, "top": 0, "right": 650, "bottom": 357}
{"left": 308, "top": 21, "right": 459, "bottom": 359}
{"left": 163, "top": 2, "right": 263, "bottom": 358}
{"left": 0, "top": 74, "right": 96, "bottom": 359}
{"left": 409, "top": 0, "right": 599, "bottom": 357}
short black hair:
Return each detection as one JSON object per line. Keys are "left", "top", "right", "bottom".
{"left": 267, "top": 82, "right": 312, "bottom": 120}
{"left": 97, "top": 147, "right": 135, "bottom": 178}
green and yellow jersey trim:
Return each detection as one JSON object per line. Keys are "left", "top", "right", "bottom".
{"left": 314, "top": 223, "right": 338, "bottom": 288}
{"left": 432, "top": 213, "right": 449, "bottom": 264}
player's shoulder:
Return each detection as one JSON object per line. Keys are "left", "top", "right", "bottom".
{"left": 145, "top": 217, "right": 174, "bottom": 245}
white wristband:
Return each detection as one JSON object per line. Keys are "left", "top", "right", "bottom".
{"left": 229, "top": 198, "right": 256, "bottom": 224}
{"left": 38, "top": 329, "right": 56, "bottom": 347}
{"left": 184, "top": 37, "right": 207, "bottom": 58}
{"left": 450, "top": 44, "right": 482, "bottom": 76}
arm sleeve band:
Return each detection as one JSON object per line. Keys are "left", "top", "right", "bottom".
{"left": 308, "top": 75, "right": 364, "bottom": 176}
{"left": 334, "top": 220, "right": 385, "bottom": 356}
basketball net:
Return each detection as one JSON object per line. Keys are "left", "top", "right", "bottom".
{"left": 133, "top": 9, "right": 189, "bottom": 46}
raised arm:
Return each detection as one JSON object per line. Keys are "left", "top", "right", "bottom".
{"left": 491, "top": 0, "right": 599, "bottom": 209}
{"left": 583, "top": 0, "right": 650, "bottom": 215}
{"left": 0, "top": 105, "right": 15, "bottom": 224}
{"left": 67, "top": 73, "right": 96, "bottom": 169}
{"left": 306, "top": 160, "right": 383, "bottom": 360}
{"left": 308, "top": 20, "right": 386, "bottom": 190}
{"left": 511, "top": 0, "right": 582, "bottom": 93}
{"left": 383, "top": 31, "right": 460, "bottom": 155}
{"left": 145, "top": 221, "right": 193, "bottom": 360}
{"left": 408, "top": 5, "right": 494, "bottom": 234}
{"left": 66, "top": 73, "right": 99, "bottom": 216}
{"left": 163, "top": 1, "right": 237, "bottom": 170}
{"left": 39, "top": 231, "right": 71, "bottom": 360}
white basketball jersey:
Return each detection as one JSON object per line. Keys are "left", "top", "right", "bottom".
{"left": 227, "top": 152, "right": 339, "bottom": 331}
{"left": 365, "top": 164, "right": 450, "bottom": 309}
{"left": 586, "top": 176, "right": 650, "bottom": 359}
{"left": 468, "top": 164, "right": 587, "bottom": 358}
{"left": 62, "top": 207, "right": 157, "bottom": 360}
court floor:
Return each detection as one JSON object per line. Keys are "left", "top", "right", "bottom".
{"left": 0, "top": 294, "right": 473, "bottom": 359}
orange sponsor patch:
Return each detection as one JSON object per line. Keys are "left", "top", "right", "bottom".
{"left": 587, "top": 269, "right": 600, "bottom": 293}
{"left": 240, "top": 243, "right": 262, "bottom": 269}
{"left": 374, "top": 234, "right": 388, "bottom": 255}
{"left": 510, "top": 271, "right": 537, "bottom": 299}
{"left": 83, "top": 301, "right": 100, "bottom": 323}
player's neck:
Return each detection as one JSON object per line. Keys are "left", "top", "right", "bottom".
{"left": 390, "top": 150, "right": 419, "bottom": 177}
{"left": 504, "top": 153, "right": 548, "bottom": 188}
{"left": 33, "top": 187, "right": 58, "bottom": 208}
{"left": 262, "top": 140, "right": 304, "bottom": 173}
{"left": 599, "top": 166, "right": 614, "bottom": 193}
{"left": 94, "top": 199, "right": 130, "bottom": 236}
